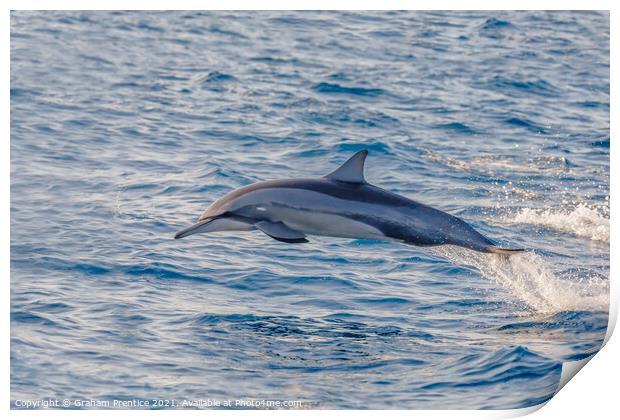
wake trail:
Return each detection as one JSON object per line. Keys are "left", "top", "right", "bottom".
{"left": 510, "top": 203, "right": 609, "bottom": 243}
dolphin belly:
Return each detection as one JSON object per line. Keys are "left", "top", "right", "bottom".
{"left": 265, "top": 206, "right": 387, "bottom": 240}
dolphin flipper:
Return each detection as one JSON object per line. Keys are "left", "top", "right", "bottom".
{"left": 255, "top": 221, "right": 308, "bottom": 244}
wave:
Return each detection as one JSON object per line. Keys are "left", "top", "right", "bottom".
{"left": 510, "top": 204, "right": 609, "bottom": 243}
{"left": 435, "top": 247, "right": 609, "bottom": 314}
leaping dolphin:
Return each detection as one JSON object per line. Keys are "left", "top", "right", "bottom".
{"left": 174, "top": 150, "right": 523, "bottom": 255}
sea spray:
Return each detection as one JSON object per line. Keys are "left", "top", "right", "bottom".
{"left": 435, "top": 247, "right": 609, "bottom": 313}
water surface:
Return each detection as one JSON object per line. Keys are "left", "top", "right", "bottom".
{"left": 11, "top": 11, "right": 609, "bottom": 409}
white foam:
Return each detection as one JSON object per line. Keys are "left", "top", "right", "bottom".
{"left": 509, "top": 204, "right": 609, "bottom": 243}
{"left": 435, "top": 247, "right": 609, "bottom": 314}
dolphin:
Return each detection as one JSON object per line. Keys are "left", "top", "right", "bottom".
{"left": 174, "top": 150, "right": 523, "bottom": 255}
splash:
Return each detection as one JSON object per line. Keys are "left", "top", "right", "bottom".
{"left": 435, "top": 247, "right": 609, "bottom": 314}
{"left": 510, "top": 204, "right": 609, "bottom": 243}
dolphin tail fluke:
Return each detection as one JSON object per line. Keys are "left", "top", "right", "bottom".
{"left": 485, "top": 245, "right": 525, "bottom": 255}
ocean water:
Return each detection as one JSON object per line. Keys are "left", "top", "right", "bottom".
{"left": 10, "top": 11, "right": 609, "bottom": 409}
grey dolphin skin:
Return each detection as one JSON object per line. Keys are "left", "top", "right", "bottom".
{"left": 174, "top": 150, "right": 523, "bottom": 255}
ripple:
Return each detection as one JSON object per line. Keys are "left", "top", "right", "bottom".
{"left": 503, "top": 116, "right": 548, "bottom": 133}
{"left": 591, "top": 138, "right": 610, "bottom": 148}
{"left": 491, "top": 76, "right": 558, "bottom": 96}
{"left": 11, "top": 311, "right": 58, "bottom": 327}
{"left": 435, "top": 122, "right": 476, "bottom": 134}
{"left": 123, "top": 263, "right": 214, "bottom": 283}
{"left": 312, "top": 82, "right": 385, "bottom": 97}
{"left": 478, "top": 18, "right": 516, "bottom": 39}
{"left": 421, "top": 346, "right": 560, "bottom": 408}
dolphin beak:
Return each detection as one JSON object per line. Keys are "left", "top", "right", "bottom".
{"left": 174, "top": 219, "right": 212, "bottom": 239}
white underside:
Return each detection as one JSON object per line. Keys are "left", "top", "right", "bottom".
{"left": 271, "top": 207, "right": 386, "bottom": 240}
{"left": 192, "top": 187, "right": 397, "bottom": 241}
{"left": 189, "top": 211, "right": 387, "bottom": 242}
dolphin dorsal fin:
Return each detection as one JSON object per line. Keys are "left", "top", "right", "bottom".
{"left": 325, "top": 150, "right": 368, "bottom": 183}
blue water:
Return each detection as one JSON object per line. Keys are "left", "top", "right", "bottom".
{"left": 11, "top": 11, "right": 609, "bottom": 409}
